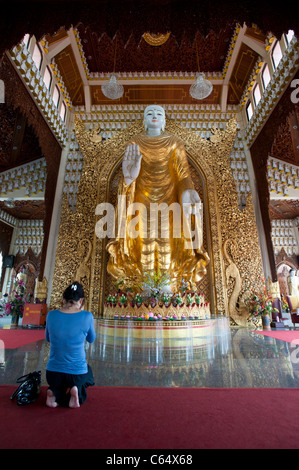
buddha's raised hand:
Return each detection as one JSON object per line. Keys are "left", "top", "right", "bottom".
{"left": 122, "top": 144, "right": 143, "bottom": 185}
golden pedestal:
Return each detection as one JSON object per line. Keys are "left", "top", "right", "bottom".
{"left": 98, "top": 318, "right": 216, "bottom": 348}
{"left": 103, "top": 302, "right": 210, "bottom": 319}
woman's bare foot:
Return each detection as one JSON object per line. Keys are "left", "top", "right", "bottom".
{"left": 46, "top": 389, "right": 58, "bottom": 408}
{"left": 69, "top": 386, "right": 80, "bottom": 408}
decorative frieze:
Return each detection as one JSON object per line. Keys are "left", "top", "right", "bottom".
{"left": 0, "top": 209, "right": 17, "bottom": 227}
{"left": 267, "top": 156, "right": 299, "bottom": 197}
{"left": 271, "top": 219, "right": 298, "bottom": 256}
{"left": 9, "top": 41, "right": 69, "bottom": 147}
{"left": 0, "top": 158, "right": 46, "bottom": 198}
{"left": 13, "top": 219, "right": 44, "bottom": 256}
{"left": 0, "top": 210, "right": 44, "bottom": 256}
{"left": 74, "top": 103, "right": 238, "bottom": 139}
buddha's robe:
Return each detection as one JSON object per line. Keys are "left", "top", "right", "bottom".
{"left": 107, "top": 133, "right": 209, "bottom": 288}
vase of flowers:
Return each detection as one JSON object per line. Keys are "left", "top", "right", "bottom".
{"left": 248, "top": 282, "right": 276, "bottom": 330}
{"left": 119, "top": 294, "right": 127, "bottom": 307}
{"left": 4, "top": 278, "right": 26, "bottom": 327}
{"left": 161, "top": 292, "right": 171, "bottom": 306}
{"left": 134, "top": 293, "right": 143, "bottom": 307}
{"left": 281, "top": 295, "right": 289, "bottom": 313}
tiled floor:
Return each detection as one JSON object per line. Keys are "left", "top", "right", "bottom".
{"left": 1, "top": 315, "right": 299, "bottom": 388}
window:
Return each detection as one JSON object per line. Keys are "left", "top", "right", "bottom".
{"left": 271, "top": 40, "right": 282, "bottom": 69}
{"left": 246, "top": 101, "right": 253, "bottom": 121}
{"left": 286, "top": 30, "right": 295, "bottom": 44}
{"left": 52, "top": 85, "right": 60, "bottom": 108}
{"left": 32, "top": 43, "right": 42, "bottom": 70}
{"left": 60, "top": 102, "right": 66, "bottom": 122}
{"left": 43, "top": 66, "right": 52, "bottom": 90}
{"left": 262, "top": 64, "right": 271, "bottom": 90}
{"left": 253, "top": 84, "right": 261, "bottom": 106}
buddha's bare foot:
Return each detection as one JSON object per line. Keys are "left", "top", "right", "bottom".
{"left": 69, "top": 386, "right": 80, "bottom": 408}
{"left": 46, "top": 389, "right": 58, "bottom": 408}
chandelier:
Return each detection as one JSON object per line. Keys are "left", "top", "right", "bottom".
{"left": 101, "top": 73, "right": 124, "bottom": 100}
{"left": 101, "top": 37, "right": 124, "bottom": 100}
{"left": 189, "top": 39, "right": 213, "bottom": 100}
{"left": 189, "top": 72, "right": 213, "bottom": 100}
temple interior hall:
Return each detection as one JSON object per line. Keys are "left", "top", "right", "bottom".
{"left": 1, "top": 0, "right": 299, "bottom": 450}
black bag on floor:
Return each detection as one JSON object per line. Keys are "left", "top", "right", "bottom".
{"left": 10, "top": 371, "right": 41, "bottom": 406}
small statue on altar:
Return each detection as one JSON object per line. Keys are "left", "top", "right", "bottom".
{"left": 287, "top": 269, "right": 299, "bottom": 296}
{"left": 34, "top": 277, "right": 48, "bottom": 302}
{"left": 106, "top": 105, "right": 209, "bottom": 291}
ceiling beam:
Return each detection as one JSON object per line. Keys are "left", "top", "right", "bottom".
{"left": 220, "top": 84, "right": 229, "bottom": 112}
{"left": 84, "top": 85, "right": 91, "bottom": 113}
{"left": 67, "top": 28, "right": 89, "bottom": 87}
{"left": 223, "top": 24, "right": 247, "bottom": 87}
{"left": 87, "top": 78, "right": 224, "bottom": 86}
{"left": 47, "top": 36, "right": 71, "bottom": 60}
{"left": 242, "top": 35, "right": 267, "bottom": 58}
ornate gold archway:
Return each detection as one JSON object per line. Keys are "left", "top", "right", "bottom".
{"left": 50, "top": 117, "right": 264, "bottom": 325}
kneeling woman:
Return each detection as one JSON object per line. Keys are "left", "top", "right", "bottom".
{"left": 45, "top": 281, "right": 96, "bottom": 408}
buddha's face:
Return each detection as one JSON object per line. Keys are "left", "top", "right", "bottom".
{"left": 143, "top": 105, "right": 165, "bottom": 132}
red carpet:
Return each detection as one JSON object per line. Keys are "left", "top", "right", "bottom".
{"left": 253, "top": 330, "right": 299, "bottom": 344}
{"left": 1, "top": 386, "right": 299, "bottom": 449}
{"left": 0, "top": 329, "right": 45, "bottom": 349}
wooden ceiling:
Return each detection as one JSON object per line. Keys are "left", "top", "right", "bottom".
{"left": 49, "top": 23, "right": 267, "bottom": 107}
{"left": 76, "top": 23, "right": 234, "bottom": 73}
{"left": 269, "top": 200, "right": 299, "bottom": 220}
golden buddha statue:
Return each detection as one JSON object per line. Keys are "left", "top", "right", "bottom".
{"left": 106, "top": 105, "right": 209, "bottom": 291}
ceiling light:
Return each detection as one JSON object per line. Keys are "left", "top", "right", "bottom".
{"left": 189, "top": 39, "right": 213, "bottom": 100}
{"left": 101, "top": 37, "right": 124, "bottom": 100}
{"left": 189, "top": 72, "right": 213, "bottom": 100}
{"left": 101, "top": 73, "right": 124, "bottom": 100}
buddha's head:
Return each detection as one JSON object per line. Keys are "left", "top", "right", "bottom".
{"left": 143, "top": 105, "right": 166, "bottom": 133}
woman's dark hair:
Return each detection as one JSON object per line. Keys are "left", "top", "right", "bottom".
{"left": 63, "top": 281, "right": 84, "bottom": 304}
